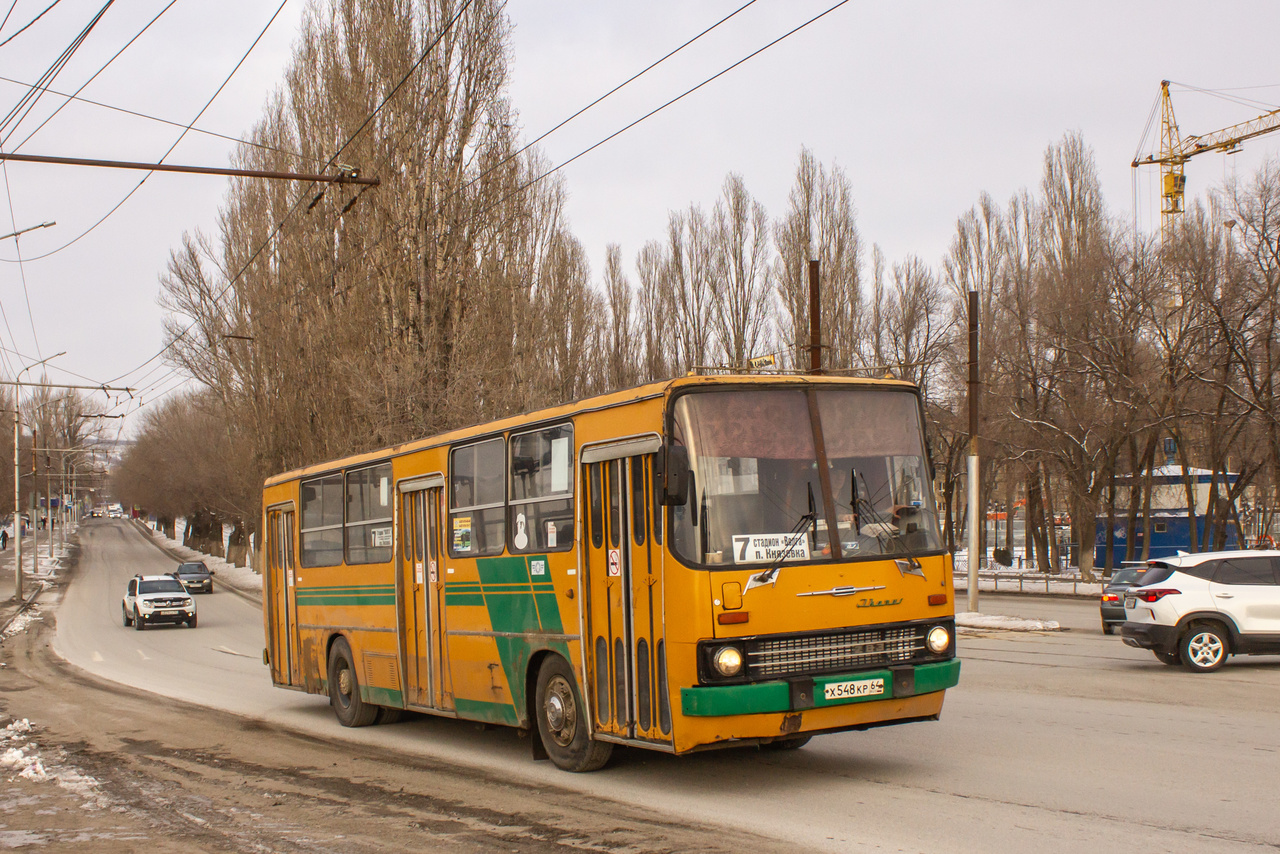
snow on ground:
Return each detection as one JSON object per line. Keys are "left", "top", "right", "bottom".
{"left": 139, "top": 520, "right": 263, "bottom": 596}
{"left": 955, "top": 611, "right": 1062, "bottom": 632}
{"left": 1, "top": 719, "right": 107, "bottom": 808}
{"left": 2, "top": 606, "right": 43, "bottom": 639}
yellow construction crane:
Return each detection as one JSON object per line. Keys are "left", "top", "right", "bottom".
{"left": 1132, "top": 80, "right": 1280, "bottom": 236}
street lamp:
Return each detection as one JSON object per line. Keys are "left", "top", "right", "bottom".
{"left": 11, "top": 352, "right": 64, "bottom": 601}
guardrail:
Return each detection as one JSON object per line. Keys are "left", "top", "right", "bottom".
{"left": 952, "top": 570, "right": 1097, "bottom": 595}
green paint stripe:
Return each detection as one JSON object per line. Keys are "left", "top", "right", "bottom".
{"left": 362, "top": 685, "right": 404, "bottom": 707}
{"left": 445, "top": 594, "right": 486, "bottom": 606}
{"left": 454, "top": 697, "right": 518, "bottom": 726}
{"left": 680, "top": 659, "right": 961, "bottom": 717}
{"left": 296, "top": 594, "right": 396, "bottom": 606}
{"left": 296, "top": 586, "right": 395, "bottom": 594}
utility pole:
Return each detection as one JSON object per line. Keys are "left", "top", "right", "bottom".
{"left": 966, "top": 290, "right": 980, "bottom": 614}
{"left": 808, "top": 260, "right": 823, "bottom": 374}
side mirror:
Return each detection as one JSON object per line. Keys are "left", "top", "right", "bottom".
{"left": 658, "top": 444, "right": 691, "bottom": 506}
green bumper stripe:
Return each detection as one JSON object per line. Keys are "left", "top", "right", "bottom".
{"left": 681, "top": 659, "right": 961, "bottom": 717}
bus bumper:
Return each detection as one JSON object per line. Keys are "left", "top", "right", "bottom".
{"left": 679, "top": 658, "right": 960, "bottom": 717}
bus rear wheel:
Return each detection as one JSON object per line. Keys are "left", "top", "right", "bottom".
{"left": 535, "top": 656, "right": 612, "bottom": 772}
{"left": 328, "top": 637, "right": 378, "bottom": 727}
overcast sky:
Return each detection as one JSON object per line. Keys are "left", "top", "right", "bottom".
{"left": 2, "top": 0, "right": 1279, "bottom": 431}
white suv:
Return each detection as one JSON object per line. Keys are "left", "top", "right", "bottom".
{"left": 1120, "top": 550, "right": 1280, "bottom": 672}
{"left": 123, "top": 574, "right": 197, "bottom": 630}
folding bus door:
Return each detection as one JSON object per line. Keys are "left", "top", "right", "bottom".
{"left": 582, "top": 440, "right": 669, "bottom": 744}
{"left": 265, "top": 506, "right": 300, "bottom": 687}
{"left": 398, "top": 476, "right": 449, "bottom": 709}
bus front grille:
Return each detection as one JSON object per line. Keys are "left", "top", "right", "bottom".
{"left": 746, "top": 626, "right": 927, "bottom": 679}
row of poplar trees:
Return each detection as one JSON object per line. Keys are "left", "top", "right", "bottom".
{"left": 114, "top": 0, "right": 1280, "bottom": 578}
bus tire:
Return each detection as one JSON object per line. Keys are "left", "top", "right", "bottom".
{"left": 328, "top": 637, "right": 378, "bottom": 727}
{"left": 375, "top": 706, "right": 403, "bottom": 725}
{"left": 535, "top": 656, "right": 612, "bottom": 772}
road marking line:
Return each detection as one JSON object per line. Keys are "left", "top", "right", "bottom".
{"left": 215, "top": 645, "right": 254, "bottom": 659}
{"left": 91, "top": 651, "right": 103, "bottom": 662}
{"left": 136, "top": 649, "right": 149, "bottom": 660}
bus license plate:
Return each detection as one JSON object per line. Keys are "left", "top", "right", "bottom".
{"left": 1124, "top": 597, "right": 1136, "bottom": 609}
{"left": 824, "top": 678, "right": 884, "bottom": 701}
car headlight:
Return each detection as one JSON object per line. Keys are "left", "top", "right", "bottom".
{"left": 926, "top": 626, "right": 951, "bottom": 654}
{"left": 139, "top": 600, "right": 154, "bottom": 611}
{"left": 712, "top": 646, "right": 743, "bottom": 677}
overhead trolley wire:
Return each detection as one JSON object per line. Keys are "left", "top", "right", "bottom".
{"left": 123, "top": 0, "right": 853, "bottom": 402}
{"left": 104, "top": 0, "right": 480, "bottom": 389}
{"left": 0, "top": 73, "right": 314, "bottom": 165}
{"left": 0, "top": 0, "right": 64, "bottom": 50}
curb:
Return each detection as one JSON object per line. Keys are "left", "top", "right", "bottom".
{"left": 0, "top": 584, "right": 43, "bottom": 637}
{"left": 127, "top": 519, "right": 264, "bottom": 607}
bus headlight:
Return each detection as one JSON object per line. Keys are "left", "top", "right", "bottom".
{"left": 926, "top": 626, "right": 951, "bottom": 654}
{"left": 712, "top": 646, "right": 744, "bottom": 677}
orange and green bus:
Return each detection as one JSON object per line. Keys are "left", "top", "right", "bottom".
{"left": 261, "top": 374, "right": 959, "bottom": 771}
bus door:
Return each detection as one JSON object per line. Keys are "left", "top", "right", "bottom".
{"left": 398, "top": 476, "right": 449, "bottom": 709}
{"left": 583, "top": 443, "right": 669, "bottom": 744}
{"left": 265, "top": 506, "right": 300, "bottom": 686}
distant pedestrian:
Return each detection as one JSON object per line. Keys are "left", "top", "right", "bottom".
{"left": 1, "top": 529, "right": 8, "bottom": 550}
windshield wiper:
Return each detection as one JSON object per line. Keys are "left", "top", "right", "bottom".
{"left": 854, "top": 471, "right": 924, "bottom": 578}
{"left": 746, "top": 484, "right": 815, "bottom": 592}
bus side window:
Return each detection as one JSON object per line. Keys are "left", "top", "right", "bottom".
{"left": 589, "top": 463, "right": 603, "bottom": 549}
{"left": 651, "top": 456, "right": 662, "bottom": 545}
{"left": 630, "top": 456, "right": 646, "bottom": 546}
{"left": 608, "top": 459, "right": 621, "bottom": 549}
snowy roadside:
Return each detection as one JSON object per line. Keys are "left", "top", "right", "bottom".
{"left": 1, "top": 717, "right": 108, "bottom": 810}
{"left": 135, "top": 519, "right": 263, "bottom": 600}
{"left": 955, "top": 611, "right": 1061, "bottom": 632}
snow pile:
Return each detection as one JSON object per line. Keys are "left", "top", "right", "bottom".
{"left": 2, "top": 605, "right": 42, "bottom": 638}
{"left": 2, "top": 719, "right": 47, "bottom": 782}
{"left": 1, "top": 719, "right": 107, "bottom": 808}
{"left": 955, "top": 611, "right": 1062, "bottom": 632}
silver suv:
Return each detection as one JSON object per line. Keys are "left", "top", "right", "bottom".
{"left": 1120, "top": 550, "right": 1280, "bottom": 672}
{"left": 123, "top": 575, "right": 197, "bottom": 630}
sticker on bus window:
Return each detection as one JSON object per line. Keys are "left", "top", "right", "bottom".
{"left": 530, "top": 558, "right": 547, "bottom": 577}
{"left": 608, "top": 549, "right": 621, "bottom": 576}
{"left": 732, "top": 533, "right": 811, "bottom": 564}
{"left": 453, "top": 517, "right": 472, "bottom": 552}
{"left": 371, "top": 526, "right": 393, "bottom": 548}
{"left": 429, "top": 559, "right": 438, "bottom": 582}
{"left": 415, "top": 561, "right": 424, "bottom": 584}
{"left": 547, "top": 521, "right": 557, "bottom": 548}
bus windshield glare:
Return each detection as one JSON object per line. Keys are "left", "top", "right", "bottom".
{"left": 669, "top": 387, "right": 942, "bottom": 567}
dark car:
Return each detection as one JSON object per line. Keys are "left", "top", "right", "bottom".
{"left": 171, "top": 561, "right": 215, "bottom": 594}
{"left": 1100, "top": 566, "right": 1146, "bottom": 634}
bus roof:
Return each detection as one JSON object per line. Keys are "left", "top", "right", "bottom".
{"left": 263, "top": 372, "right": 918, "bottom": 487}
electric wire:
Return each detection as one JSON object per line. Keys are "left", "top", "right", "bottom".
{"left": 6, "top": 0, "right": 181, "bottom": 152}
{"left": 115, "top": 1, "right": 850, "bottom": 402}
{"left": 459, "top": 0, "right": 760, "bottom": 197}
{"left": 0, "top": 161, "right": 40, "bottom": 358}
{"left": 0, "top": 1, "right": 20, "bottom": 36}
{"left": 0, "top": 0, "right": 112, "bottom": 140}
{"left": 0, "top": 0, "right": 63, "bottom": 49}
{"left": 0, "top": 73, "right": 313, "bottom": 165}
{"left": 103, "top": 0, "right": 479, "bottom": 388}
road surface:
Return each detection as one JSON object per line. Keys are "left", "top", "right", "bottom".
{"left": 3, "top": 519, "right": 1277, "bottom": 852}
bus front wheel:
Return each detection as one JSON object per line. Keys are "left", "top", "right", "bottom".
{"left": 328, "top": 637, "right": 378, "bottom": 727}
{"left": 535, "top": 656, "right": 612, "bottom": 772}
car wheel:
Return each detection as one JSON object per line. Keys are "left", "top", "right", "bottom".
{"left": 187, "top": 614, "right": 198, "bottom": 629}
{"left": 761, "top": 735, "right": 813, "bottom": 751}
{"left": 534, "top": 655, "right": 612, "bottom": 772}
{"left": 1153, "top": 649, "right": 1180, "bottom": 666}
{"left": 1181, "top": 623, "right": 1228, "bottom": 672}
{"left": 327, "top": 637, "right": 377, "bottom": 727}
{"left": 1101, "top": 621, "right": 1114, "bottom": 636}
{"left": 134, "top": 608, "right": 144, "bottom": 631}
{"left": 123, "top": 607, "right": 132, "bottom": 627}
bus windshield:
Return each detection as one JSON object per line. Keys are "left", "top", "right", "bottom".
{"left": 669, "top": 387, "right": 942, "bottom": 567}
